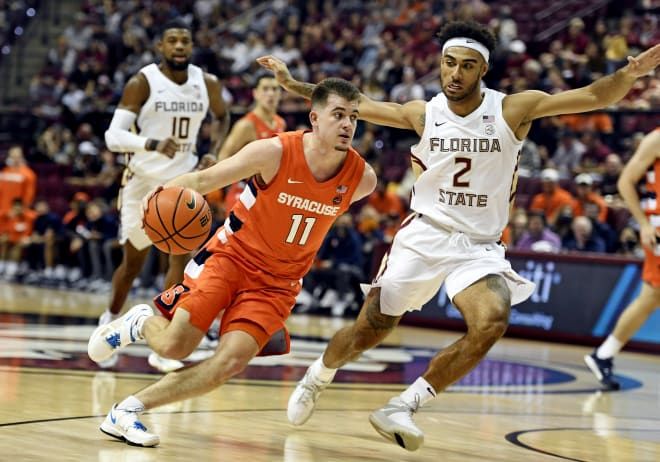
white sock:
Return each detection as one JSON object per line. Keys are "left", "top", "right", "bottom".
{"left": 400, "top": 377, "right": 437, "bottom": 408}
{"left": 117, "top": 395, "right": 145, "bottom": 413}
{"left": 596, "top": 335, "right": 623, "bottom": 359}
{"left": 310, "top": 356, "right": 337, "bottom": 384}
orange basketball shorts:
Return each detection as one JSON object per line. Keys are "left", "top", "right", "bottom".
{"left": 153, "top": 248, "right": 300, "bottom": 351}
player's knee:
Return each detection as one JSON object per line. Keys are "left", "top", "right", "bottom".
{"left": 469, "top": 304, "right": 509, "bottom": 348}
{"left": 209, "top": 355, "right": 249, "bottom": 385}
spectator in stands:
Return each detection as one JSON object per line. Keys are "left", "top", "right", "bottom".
{"left": 529, "top": 168, "right": 576, "bottom": 227}
{"left": 515, "top": 211, "right": 561, "bottom": 253}
{"left": 562, "top": 215, "right": 606, "bottom": 253}
{"left": 356, "top": 204, "right": 386, "bottom": 281}
{"left": 616, "top": 225, "right": 644, "bottom": 258}
{"left": 389, "top": 66, "right": 425, "bottom": 104}
{"left": 0, "top": 145, "right": 36, "bottom": 216}
{"left": 367, "top": 176, "right": 405, "bottom": 220}
{"left": 572, "top": 173, "right": 608, "bottom": 223}
{"left": 562, "top": 18, "right": 590, "bottom": 57}
{"left": 0, "top": 199, "right": 37, "bottom": 280}
{"left": 517, "top": 138, "right": 544, "bottom": 178}
{"left": 24, "top": 198, "right": 63, "bottom": 285}
{"left": 579, "top": 130, "right": 613, "bottom": 170}
{"left": 305, "top": 213, "right": 365, "bottom": 317}
{"left": 501, "top": 208, "right": 529, "bottom": 248}
{"left": 548, "top": 130, "right": 587, "bottom": 178}
{"left": 584, "top": 201, "right": 617, "bottom": 253}
{"left": 84, "top": 200, "right": 118, "bottom": 290}
{"left": 604, "top": 17, "right": 631, "bottom": 74}
{"left": 599, "top": 153, "right": 624, "bottom": 198}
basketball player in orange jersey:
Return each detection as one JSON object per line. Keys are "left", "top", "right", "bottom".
{"left": 218, "top": 75, "right": 286, "bottom": 210}
{"left": 98, "top": 19, "right": 229, "bottom": 368}
{"left": 259, "top": 20, "right": 660, "bottom": 451}
{"left": 87, "top": 77, "right": 377, "bottom": 447}
{"left": 585, "top": 127, "right": 660, "bottom": 390}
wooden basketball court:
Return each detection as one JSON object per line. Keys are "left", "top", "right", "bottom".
{"left": 1, "top": 282, "right": 659, "bottom": 461}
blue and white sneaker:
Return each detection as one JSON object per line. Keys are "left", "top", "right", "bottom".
{"left": 88, "top": 304, "right": 153, "bottom": 363}
{"left": 100, "top": 403, "right": 159, "bottom": 447}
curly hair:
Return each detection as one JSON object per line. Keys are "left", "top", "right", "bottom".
{"left": 436, "top": 21, "right": 497, "bottom": 56}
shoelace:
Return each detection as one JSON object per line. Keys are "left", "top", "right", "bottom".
{"left": 297, "top": 378, "right": 321, "bottom": 405}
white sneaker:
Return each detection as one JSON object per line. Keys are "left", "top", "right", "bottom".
{"left": 369, "top": 396, "right": 424, "bottom": 451}
{"left": 287, "top": 366, "right": 328, "bottom": 425}
{"left": 100, "top": 403, "right": 159, "bottom": 447}
{"left": 88, "top": 304, "right": 153, "bottom": 363}
{"left": 148, "top": 352, "right": 184, "bottom": 373}
{"left": 98, "top": 311, "right": 120, "bottom": 327}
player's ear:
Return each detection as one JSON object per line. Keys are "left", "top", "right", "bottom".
{"left": 309, "top": 110, "right": 318, "bottom": 127}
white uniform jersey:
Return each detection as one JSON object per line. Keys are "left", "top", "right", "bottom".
{"left": 410, "top": 88, "right": 523, "bottom": 241}
{"left": 129, "top": 63, "right": 209, "bottom": 179}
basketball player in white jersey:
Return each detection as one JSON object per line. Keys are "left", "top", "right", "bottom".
{"left": 99, "top": 19, "right": 229, "bottom": 368}
{"left": 259, "top": 21, "right": 660, "bottom": 451}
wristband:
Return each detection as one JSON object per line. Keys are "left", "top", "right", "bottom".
{"left": 146, "top": 139, "right": 159, "bottom": 151}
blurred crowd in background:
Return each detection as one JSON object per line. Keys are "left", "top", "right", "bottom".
{"left": 0, "top": 0, "right": 659, "bottom": 316}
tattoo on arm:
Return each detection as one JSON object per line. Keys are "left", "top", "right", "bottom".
{"left": 418, "top": 113, "right": 425, "bottom": 128}
{"left": 289, "top": 81, "right": 315, "bottom": 99}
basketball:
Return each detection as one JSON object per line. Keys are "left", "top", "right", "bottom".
{"left": 143, "top": 186, "right": 213, "bottom": 255}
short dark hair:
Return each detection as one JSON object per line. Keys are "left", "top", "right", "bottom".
{"left": 311, "top": 78, "right": 360, "bottom": 108}
{"left": 436, "top": 20, "right": 497, "bottom": 58}
{"left": 159, "top": 18, "right": 192, "bottom": 37}
{"left": 254, "top": 74, "right": 278, "bottom": 89}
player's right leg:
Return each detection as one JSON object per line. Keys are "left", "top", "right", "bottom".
{"left": 287, "top": 287, "right": 400, "bottom": 425}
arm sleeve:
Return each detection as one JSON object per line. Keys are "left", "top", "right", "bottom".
{"left": 104, "top": 108, "right": 151, "bottom": 153}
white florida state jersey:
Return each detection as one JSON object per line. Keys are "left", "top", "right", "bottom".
{"left": 129, "top": 63, "right": 209, "bottom": 179}
{"left": 410, "top": 88, "right": 523, "bottom": 241}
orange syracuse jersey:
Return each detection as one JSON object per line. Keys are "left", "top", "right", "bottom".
{"left": 206, "top": 130, "right": 366, "bottom": 279}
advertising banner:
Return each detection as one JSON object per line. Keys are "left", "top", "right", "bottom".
{"left": 405, "top": 251, "right": 660, "bottom": 347}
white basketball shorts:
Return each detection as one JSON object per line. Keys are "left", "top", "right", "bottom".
{"left": 118, "top": 174, "right": 163, "bottom": 251}
{"left": 370, "top": 214, "right": 535, "bottom": 316}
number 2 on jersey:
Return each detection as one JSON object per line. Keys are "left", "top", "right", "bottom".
{"left": 286, "top": 214, "right": 316, "bottom": 245}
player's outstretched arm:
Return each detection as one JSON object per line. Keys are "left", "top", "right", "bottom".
{"left": 256, "top": 55, "right": 423, "bottom": 132}
{"left": 514, "top": 43, "right": 660, "bottom": 123}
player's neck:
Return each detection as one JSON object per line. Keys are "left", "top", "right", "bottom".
{"left": 447, "top": 91, "right": 484, "bottom": 117}
{"left": 253, "top": 106, "right": 276, "bottom": 123}
{"left": 159, "top": 64, "right": 188, "bottom": 85}
{"left": 303, "top": 133, "right": 346, "bottom": 182}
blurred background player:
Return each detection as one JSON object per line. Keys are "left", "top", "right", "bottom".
{"left": 98, "top": 18, "right": 229, "bottom": 367}
{"left": 217, "top": 74, "right": 286, "bottom": 210}
{"left": 585, "top": 127, "right": 660, "bottom": 390}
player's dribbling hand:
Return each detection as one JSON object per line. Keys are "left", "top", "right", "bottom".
{"left": 256, "top": 56, "right": 293, "bottom": 84}
{"left": 157, "top": 137, "right": 179, "bottom": 158}
{"left": 141, "top": 185, "right": 164, "bottom": 226}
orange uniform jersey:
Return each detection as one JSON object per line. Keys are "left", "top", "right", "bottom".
{"left": 209, "top": 130, "right": 366, "bottom": 279}
{"left": 244, "top": 111, "right": 286, "bottom": 139}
